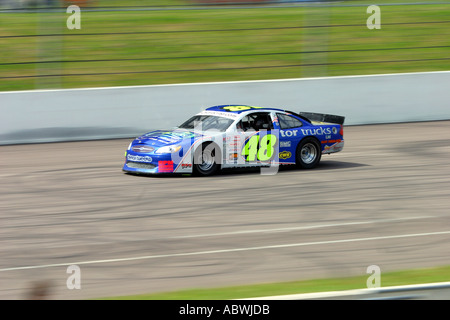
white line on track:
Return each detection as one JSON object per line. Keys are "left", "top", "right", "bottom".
{"left": 170, "top": 216, "right": 433, "bottom": 239}
{"left": 1, "top": 230, "right": 449, "bottom": 273}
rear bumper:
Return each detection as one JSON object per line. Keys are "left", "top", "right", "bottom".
{"left": 322, "top": 140, "right": 344, "bottom": 154}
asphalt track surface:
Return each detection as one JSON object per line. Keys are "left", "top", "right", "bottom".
{"left": 1, "top": 121, "right": 450, "bottom": 300}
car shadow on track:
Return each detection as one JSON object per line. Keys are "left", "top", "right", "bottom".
{"left": 124, "top": 160, "right": 369, "bottom": 179}
{"left": 314, "top": 160, "right": 370, "bottom": 171}
{"left": 217, "top": 160, "right": 370, "bottom": 177}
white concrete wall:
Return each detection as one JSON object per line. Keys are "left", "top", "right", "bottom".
{"left": 1, "top": 71, "right": 449, "bottom": 145}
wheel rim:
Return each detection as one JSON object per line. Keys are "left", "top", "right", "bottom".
{"left": 300, "top": 143, "right": 317, "bottom": 164}
{"left": 199, "top": 151, "right": 215, "bottom": 171}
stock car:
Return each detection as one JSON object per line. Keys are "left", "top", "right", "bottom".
{"left": 122, "top": 105, "right": 345, "bottom": 176}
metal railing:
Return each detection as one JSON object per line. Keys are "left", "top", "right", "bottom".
{"left": 1, "top": 1, "right": 449, "bottom": 91}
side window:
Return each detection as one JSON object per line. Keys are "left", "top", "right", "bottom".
{"left": 236, "top": 115, "right": 252, "bottom": 132}
{"left": 277, "top": 113, "right": 303, "bottom": 129}
{"left": 237, "top": 113, "right": 273, "bottom": 132}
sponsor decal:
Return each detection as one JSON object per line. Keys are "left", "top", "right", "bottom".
{"left": 279, "top": 151, "right": 292, "bottom": 160}
{"left": 198, "top": 110, "right": 239, "bottom": 119}
{"left": 322, "top": 139, "right": 342, "bottom": 144}
{"left": 226, "top": 136, "right": 240, "bottom": 147}
{"left": 220, "top": 106, "right": 262, "bottom": 112}
{"left": 181, "top": 163, "right": 192, "bottom": 169}
{"left": 144, "top": 131, "right": 200, "bottom": 144}
{"left": 158, "top": 136, "right": 178, "bottom": 143}
{"left": 280, "top": 130, "right": 298, "bottom": 137}
{"left": 288, "top": 126, "right": 341, "bottom": 138}
{"left": 127, "top": 154, "right": 153, "bottom": 163}
{"left": 323, "top": 141, "right": 344, "bottom": 154}
{"left": 301, "top": 127, "right": 333, "bottom": 136}
{"left": 158, "top": 160, "right": 174, "bottom": 173}
{"left": 280, "top": 141, "right": 291, "bottom": 148}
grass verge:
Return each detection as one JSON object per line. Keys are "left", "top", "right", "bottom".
{"left": 102, "top": 264, "right": 450, "bottom": 300}
{"left": 1, "top": 2, "right": 449, "bottom": 91}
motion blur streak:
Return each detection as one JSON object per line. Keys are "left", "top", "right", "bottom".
{"left": 1, "top": 122, "right": 450, "bottom": 299}
{"left": 1, "top": 1, "right": 449, "bottom": 91}
{"left": 1, "top": 0, "right": 449, "bottom": 301}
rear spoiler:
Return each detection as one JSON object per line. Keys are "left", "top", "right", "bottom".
{"left": 297, "top": 112, "right": 345, "bottom": 125}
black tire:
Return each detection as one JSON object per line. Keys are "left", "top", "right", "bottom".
{"left": 296, "top": 137, "right": 322, "bottom": 169}
{"left": 193, "top": 143, "right": 220, "bottom": 176}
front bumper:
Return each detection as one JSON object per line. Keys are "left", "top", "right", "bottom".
{"left": 122, "top": 151, "right": 191, "bottom": 174}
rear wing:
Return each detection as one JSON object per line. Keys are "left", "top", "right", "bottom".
{"left": 298, "top": 112, "right": 345, "bottom": 125}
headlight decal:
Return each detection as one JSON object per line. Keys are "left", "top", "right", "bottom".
{"left": 155, "top": 145, "right": 182, "bottom": 154}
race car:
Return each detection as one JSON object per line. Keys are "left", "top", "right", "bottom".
{"left": 123, "top": 105, "right": 344, "bottom": 176}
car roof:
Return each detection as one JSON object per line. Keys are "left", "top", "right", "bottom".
{"left": 206, "top": 104, "right": 285, "bottom": 113}
{"left": 205, "top": 105, "right": 286, "bottom": 114}
{"left": 202, "top": 105, "right": 313, "bottom": 124}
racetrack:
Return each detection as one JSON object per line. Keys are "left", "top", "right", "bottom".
{"left": 1, "top": 121, "right": 450, "bottom": 299}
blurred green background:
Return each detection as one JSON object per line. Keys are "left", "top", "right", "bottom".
{"left": 0, "top": 0, "right": 449, "bottom": 91}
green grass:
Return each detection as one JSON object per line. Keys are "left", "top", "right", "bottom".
{"left": 102, "top": 264, "right": 450, "bottom": 300}
{"left": 0, "top": 2, "right": 449, "bottom": 91}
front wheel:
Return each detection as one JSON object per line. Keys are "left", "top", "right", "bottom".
{"left": 296, "top": 138, "right": 322, "bottom": 169}
{"left": 193, "top": 143, "right": 220, "bottom": 176}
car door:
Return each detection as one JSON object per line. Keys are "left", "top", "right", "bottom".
{"left": 272, "top": 112, "right": 305, "bottom": 164}
{"left": 230, "top": 111, "right": 278, "bottom": 167}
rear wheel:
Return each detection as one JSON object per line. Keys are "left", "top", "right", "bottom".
{"left": 296, "top": 137, "right": 322, "bottom": 169}
{"left": 193, "top": 143, "right": 220, "bottom": 176}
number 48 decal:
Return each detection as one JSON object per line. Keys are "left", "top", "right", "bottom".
{"left": 242, "top": 134, "right": 277, "bottom": 161}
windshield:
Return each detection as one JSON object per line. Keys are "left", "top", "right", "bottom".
{"left": 178, "top": 115, "right": 234, "bottom": 132}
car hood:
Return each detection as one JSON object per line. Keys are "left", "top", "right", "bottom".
{"left": 133, "top": 129, "right": 206, "bottom": 148}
